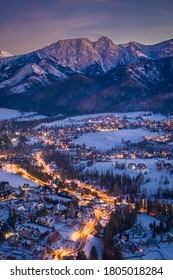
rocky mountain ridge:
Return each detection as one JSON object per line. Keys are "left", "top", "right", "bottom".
{"left": 0, "top": 36, "right": 173, "bottom": 115}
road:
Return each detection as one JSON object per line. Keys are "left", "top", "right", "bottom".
{"left": 2, "top": 151, "right": 113, "bottom": 259}
{"left": 53, "top": 209, "right": 102, "bottom": 259}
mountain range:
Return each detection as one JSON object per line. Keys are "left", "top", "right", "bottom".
{"left": 0, "top": 36, "right": 173, "bottom": 116}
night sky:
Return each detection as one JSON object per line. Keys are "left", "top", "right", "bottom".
{"left": 1, "top": 0, "right": 173, "bottom": 55}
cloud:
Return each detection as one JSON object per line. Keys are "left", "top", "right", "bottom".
{"left": 96, "top": 0, "right": 137, "bottom": 8}
{"left": 1, "top": 0, "right": 173, "bottom": 55}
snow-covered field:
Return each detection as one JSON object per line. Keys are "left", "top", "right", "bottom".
{"left": 36, "top": 111, "right": 168, "bottom": 128}
{"left": 73, "top": 129, "right": 159, "bottom": 151}
{"left": 137, "top": 214, "right": 160, "bottom": 229}
{"left": 84, "top": 157, "right": 173, "bottom": 193}
{"left": 0, "top": 108, "right": 46, "bottom": 121}
{"left": 17, "top": 114, "right": 47, "bottom": 121}
{"left": 0, "top": 170, "right": 37, "bottom": 187}
{"left": 0, "top": 108, "right": 22, "bottom": 120}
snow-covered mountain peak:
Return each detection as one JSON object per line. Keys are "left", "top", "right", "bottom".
{"left": 1, "top": 36, "right": 173, "bottom": 108}
{"left": 0, "top": 50, "right": 13, "bottom": 58}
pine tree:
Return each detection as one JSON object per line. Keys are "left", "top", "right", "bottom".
{"left": 89, "top": 246, "right": 98, "bottom": 260}
{"left": 102, "top": 245, "right": 123, "bottom": 260}
{"left": 76, "top": 250, "right": 87, "bottom": 260}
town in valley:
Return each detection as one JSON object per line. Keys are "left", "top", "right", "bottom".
{"left": 0, "top": 108, "right": 173, "bottom": 260}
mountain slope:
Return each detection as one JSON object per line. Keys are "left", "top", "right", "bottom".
{"left": 0, "top": 37, "right": 173, "bottom": 115}
{"left": 0, "top": 51, "right": 13, "bottom": 58}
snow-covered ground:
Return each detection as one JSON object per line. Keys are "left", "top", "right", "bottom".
{"left": 0, "top": 170, "right": 37, "bottom": 187}
{"left": 0, "top": 207, "right": 9, "bottom": 221}
{"left": 84, "top": 234, "right": 103, "bottom": 259}
{"left": 137, "top": 214, "right": 160, "bottom": 229}
{"left": 73, "top": 129, "right": 159, "bottom": 151}
{"left": 17, "top": 114, "right": 47, "bottom": 121}
{"left": 0, "top": 108, "right": 47, "bottom": 121}
{"left": 36, "top": 111, "right": 169, "bottom": 128}
{"left": 129, "top": 242, "right": 173, "bottom": 260}
{"left": 0, "top": 108, "right": 22, "bottom": 120}
{"left": 27, "top": 136, "right": 42, "bottom": 145}
{"left": 36, "top": 113, "right": 119, "bottom": 128}
{"left": 84, "top": 157, "right": 173, "bottom": 193}
{"left": 124, "top": 214, "right": 173, "bottom": 260}
{"left": 53, "top": 221, "right": 78, "bottom": 251}
{"left": 116, "top": 112, "right": 167, "bottom": 122}
{"left": 158, "top": 243, "right": 173, "bottom": 260}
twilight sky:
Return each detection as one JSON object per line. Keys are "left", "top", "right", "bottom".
{"left": 1, "top": 0, "right": 173, "bottom": 55}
